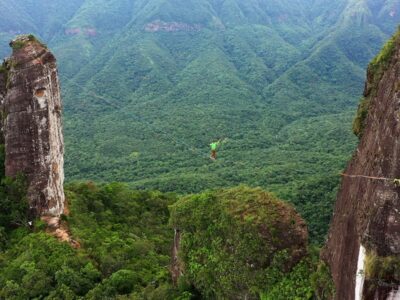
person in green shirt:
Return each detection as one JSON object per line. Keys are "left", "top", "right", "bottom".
{"left": 210, "top": 140, "right": 220, "bottom": 160}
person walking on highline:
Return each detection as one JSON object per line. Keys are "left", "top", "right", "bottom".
{"left": 210, "top": 140, "right": 221, "bottom": 160}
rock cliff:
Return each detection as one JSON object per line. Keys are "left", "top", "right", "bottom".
{"left": 0, "top": 35, "right": 65, "bottom": 217}
{"left": 0, "top": 66, "right": 6, "bottom": 145}
{"left": 323, "top": 30, "right": 400, "bottom": 300}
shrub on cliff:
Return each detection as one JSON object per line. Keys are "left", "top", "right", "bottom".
{"left": 364, "top": 250, "right": 400, "bottom": 288}
{"left": 10, "top": 34, "right": 47, "bottom": 51}
{"left": 0, "top": 174, "right": 29, "bottom": 229}
{"left": 169, "top": 186, "right": 308, "bottom": 298}
{"left": 0, "top": 144, "right": 29, "bottom": 232}
{"left": 353, "top": 28, "right": 400, "bottom": 138}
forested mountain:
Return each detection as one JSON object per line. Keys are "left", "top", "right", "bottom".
{"left": 0, "top": 0, "right": 399, "bottom": 242}
{"left": 1, "top": 1, "right": 400, "bottom": 299}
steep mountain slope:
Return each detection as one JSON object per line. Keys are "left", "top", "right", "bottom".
{"left": 57, "top": 0, "right": 398, "bottom": 196}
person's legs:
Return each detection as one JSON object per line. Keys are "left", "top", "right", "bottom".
{"left": 211, "top": 150, "right": 216, "bottom": 159}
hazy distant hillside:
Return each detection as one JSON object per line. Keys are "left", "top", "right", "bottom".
{"left": 1, "top": 0, "right": 399, "bottom": 241}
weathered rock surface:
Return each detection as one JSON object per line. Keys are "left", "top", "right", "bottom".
{"left": 0, "top": 68, "right": 6, "bottom": 145}
{"left": 322, "top": 32, "right": 400, "bottom": 300}
{"left": 1, "top": 35, "right": 65, "bottom": 217}
{"left": 171, "top": 228, "right": 183, "bottom": 285}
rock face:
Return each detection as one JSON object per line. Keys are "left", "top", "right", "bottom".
{"left": 0, "top": 68, "right": 6, "bottom": 145}
{"left": 0, "top": 35, "right": 65, "bottom": 217}
{"left": 171, "top": 228, "right": 183, "bottom": 285}
{"left": 322, "top": 31, "right": 400, "bottom": 300}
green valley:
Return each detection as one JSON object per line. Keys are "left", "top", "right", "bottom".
{"left": 1, "top": 0, "right": 399, "bottom": 243}
{"left": 0, "top": 1, "right": 400, "bottom": 298}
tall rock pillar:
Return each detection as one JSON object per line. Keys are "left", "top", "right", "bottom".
{"left": 3, "top": 35, "right": 64, "bottom": 217}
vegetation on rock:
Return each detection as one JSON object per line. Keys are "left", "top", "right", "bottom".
{"left": 0, "top": 145, "right": 29, "bottom": 238}
{"left": 10, "top": 34, "right": 46, "bottom": 51}
{"left": 364, "top": 250, "right": 400, "bottom": 287}
{"left": 170, "top": 186, "right": 308, "bottom": 298}
{"left": 310, "top": 261, "right": 336, "bottom": 300}
{"left": 353, "top": 28, "right": 400, "bottom": 138}
{"left": 352, "top": 96, "right": 371, "bottom": 138}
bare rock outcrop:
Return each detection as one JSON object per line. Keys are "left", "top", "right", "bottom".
{"left": 0, "top": 68, "right": 6, "bottom": 145}
{"left": 1, "top": 35, "right": 65, "bottom": 217}
{"left": 322, "top": 31, "right": 400, "bottom": 300}
{"left": 171, "top": 228, "right": 183, "bottom": 285}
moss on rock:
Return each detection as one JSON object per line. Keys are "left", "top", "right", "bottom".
{"left": 9, "top": 34, "right": 47, "bottom": 51}
{"left": 311, "top": 261, "right": 336, "bottom": 300}
{"left": 169, "top": 186, "right": 308, "bottom": 299}
{"left": 353, "top": 29, "right": 400, "bottom": 138}
{"left": 352, "top": 96, "right": 371, "bottom": 137}
{"left": 365, "top": 250, "right": 400, "bottom": 284}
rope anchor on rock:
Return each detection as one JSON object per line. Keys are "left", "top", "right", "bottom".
{"left": 341, "top": 173, "right": 400, "bottom": 187}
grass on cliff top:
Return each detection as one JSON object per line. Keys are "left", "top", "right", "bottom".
{"left": 170, "top": 185, "right": 305, "bottom": 234}
{"left": 10, "top": 34, "right": 47, "bottom": 51}
{"left": 352, "top": 28, "right": 400, "bottom": 138}
{"left": 369, "top": 29, "right": 400, "bottom": 75}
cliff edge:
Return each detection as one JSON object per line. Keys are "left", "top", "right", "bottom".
{"left": 323, "top": 30, "right": 400, "bottom": 300}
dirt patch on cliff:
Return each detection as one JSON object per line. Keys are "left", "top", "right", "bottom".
{"left": 41, "top": 201, "right": 80, "bottom": 248}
